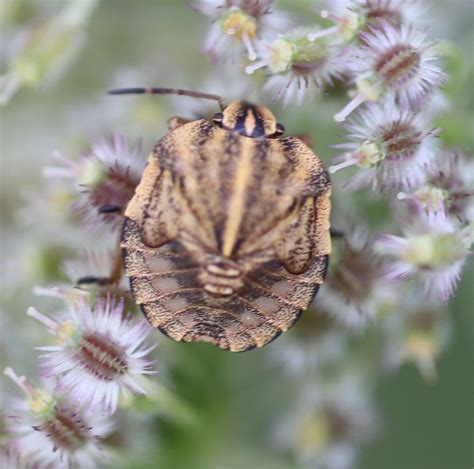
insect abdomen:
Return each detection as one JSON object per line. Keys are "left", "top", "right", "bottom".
{"left": 121, "top": 218, "right": 328, "bottom": 352}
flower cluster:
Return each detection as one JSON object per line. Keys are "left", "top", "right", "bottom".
{"left": 44, "top": 134, "right": 145, "bottom": 231}
{"left": 3, "top": 293, "right": 156, "bottom": 466}
{"left": 194, "top": 1, "right": 472, "bottom": 465}
{"left": 194, "top": 0, "right": 446, "bottom": 111}
{"left": 192, "top": 0, "right": 291, "bottom": 63}
{"left": 1, "top": 2, "right": 472, "bottom": 468}
{"left": 315, "top": 2, "right": 471, "bottom": 306}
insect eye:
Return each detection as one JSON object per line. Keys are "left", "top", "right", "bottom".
{"left": 212, "top": 112, "right": 224, "bottom": 124}
{"left": 275, "top": 123, "right": 285, "bottom": 135}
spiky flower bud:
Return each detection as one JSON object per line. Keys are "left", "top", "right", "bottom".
{"left": 3, "top": 368, "right": 113, "bottom": 468}
{"left": 330, "top": 102, "right": 438, "bottom": 191}
{"left": 44, "top": 134, "right": 144, "bottom": 231}
{"left": 334, "top": 20, "right": 446, "bottom": 121}
{"left": 246, "top": 27, "right": 346, "bottom": 106}
{"left": 193, "top": 0, "right": 289, "bottom": 62}
{"left": 375, "top": 215, "right": 473, "bottom": 301}
{"left": 28, "top": 295, "right": 156, "bottom": 414}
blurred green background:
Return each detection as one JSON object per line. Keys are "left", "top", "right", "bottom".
{"left": 1, "top": 1, "right": 473, "bottom": 468}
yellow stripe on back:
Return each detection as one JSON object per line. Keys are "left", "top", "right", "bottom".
{"left": 222, "top": 137, "right": 254, "bottom": 256}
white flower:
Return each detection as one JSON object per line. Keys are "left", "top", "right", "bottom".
{"left": 44, "top": 134, "right": 145, "bottom": 231}
{"left": 375, "top": 215, "right": 473, "bottom": 302}
{"left": 3, "top": 368, "right": 114, "bottom": 468}
{"left": 330, "top": 102, "right": 439, "bottom": 191}
{"left": 29, "top": 295, "right": 156, "bottom": 414}
{"left": 246, "top": 28, "right": 347, "bottom": 107}
{"left": 193, "top": 0, "right": 291, "bottom": 63}
{"left": 334, "top": 20, "right": 446, "bottom": 121}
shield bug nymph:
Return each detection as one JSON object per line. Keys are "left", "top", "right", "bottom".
{"left": 88, "top": 87, "right": 331, "bottom": 352}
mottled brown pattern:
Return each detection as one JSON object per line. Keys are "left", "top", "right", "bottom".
{"left": 122, "top": 105, "right": 331, "bottom": 352}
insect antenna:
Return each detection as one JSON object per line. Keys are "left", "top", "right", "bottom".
{"left": 108, "top": 87, "right": 225, "bottom": 111}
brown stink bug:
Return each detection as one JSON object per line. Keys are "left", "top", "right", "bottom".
{"left": 82, "top": 87, "right": 331, "bottom": 352}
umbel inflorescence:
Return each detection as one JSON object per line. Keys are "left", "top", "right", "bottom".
{"left": 2, "top": 1, "right": 473, "bottom": 468}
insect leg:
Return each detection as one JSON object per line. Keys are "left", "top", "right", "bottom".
{"left": 98, "top": 205, "right": 123, "bottom": 214}
{"left": 76, "top": 236, "right": 123, "bottom": 287}
{"left": 330, "top": 228, "right": 345, "bottom": 239}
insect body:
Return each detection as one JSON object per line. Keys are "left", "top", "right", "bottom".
{"left": 115, "top": 89, "right": 331, "bottom": 352}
